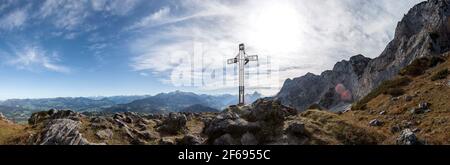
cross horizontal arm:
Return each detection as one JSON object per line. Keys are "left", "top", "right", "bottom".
{"left": 246, "top": 55, "right": 258, "bottom": 61}
{"left": 227, "top": 58, "right": 237, "bottom": 64}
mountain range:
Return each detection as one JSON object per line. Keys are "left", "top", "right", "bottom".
{"left": 0, "top": 91, "right": 262, "bottom": 121}
{"left": 103, "top": 91, "right": 261, "bottom": 114}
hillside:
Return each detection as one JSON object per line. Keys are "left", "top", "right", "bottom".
{"left": 340, "top": 53, "right": 450, "bottom": 144}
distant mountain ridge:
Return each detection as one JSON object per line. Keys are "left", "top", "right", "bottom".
{"left": 103, "top": 91, "right": 262, "bottom": 114}
{"left": 0, "top": 91, "right": 262, "bottom": 120}
{"left": 275, "top": 0, "right": 450, "bottom": 111}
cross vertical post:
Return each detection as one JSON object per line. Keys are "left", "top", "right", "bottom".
{"left": 227, "top": 43, "right": 258, "bottom": 106}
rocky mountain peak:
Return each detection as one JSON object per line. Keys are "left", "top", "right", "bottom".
{"left": 276, "top": 0, "right": 450, "bottom": 111}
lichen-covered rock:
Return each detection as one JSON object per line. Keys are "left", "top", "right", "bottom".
{"left": 203, "top": 111, "right": 260, "bottom": 144}
{"left": 32, "top": 119, "right": 91, "bottom": 145}
{"left": 96, "top": 129, "right": 113, "bottom": 140}
{"left": 397, "top": 129, "right": 422, "bottom": 145}
{"left": 156, "top": 113, "right": 187, "bottom": 134}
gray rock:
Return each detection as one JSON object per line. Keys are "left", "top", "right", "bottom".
{"left": 95, "top": 129, "right": 113, "bottom": 140}
{"left": 203, "top": 111, "right": 260, "bottom": 141}
{"left": 397, "top": 129, "right": 421, "bottom": 145}
{"left": 213, "top": 134, "right": 236, "bottom": 145}
{"left": 157, "top": 113, "right": 187, "bottom": 134}
{"left": 240, "top": 132, "right": 257, "bottom": 145}
{"left": 159, "top": 138, "right": 175, "bottom": 145}
{"left": 411, "top": 102, "right": 432, "bottom": 114}
{"left": 369, "top": 119, "right": 383, "bottom": 127}
{"left": 391, "top": 97, "right": 400, "bottom": 101}
{"left": 176, "top": 134, "right": 203, "bottom": 145}
{"left": 33, "top": 119, "right": 91, "bottom": 145}
{"left": 286, "top": 122, "right": 306, "bottom": 136}
{"left": 418, "top": 102, "right": 430, "bottom": 110}
{"left": 137, "top": 130, "right": 159, "bottom": 141}
{"left": 404, "top": 95, "right": 413, "bottom": 102}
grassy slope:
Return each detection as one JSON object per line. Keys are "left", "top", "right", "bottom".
{"left": 0, "top": 120, "right": 27, "bottom": 144}
{"left": 342, "top": 53, "right": 450, "bottom": 144}
{"left": 286, "top": 110, "right": 386, "bottom": 145}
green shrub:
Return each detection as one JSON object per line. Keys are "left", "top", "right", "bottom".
{"left": 352, "top": 77, "right": 411, "bottom": 110}
{"left": 431, "top": 69, "right": 449, "bottom": 81}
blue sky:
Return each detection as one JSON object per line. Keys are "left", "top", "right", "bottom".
{"left": 0, "top": 0, "right": 422, "bottom": 99}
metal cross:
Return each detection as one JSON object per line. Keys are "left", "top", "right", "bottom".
{"left": 227, "top": 43, "right": 258, "bottom": 106}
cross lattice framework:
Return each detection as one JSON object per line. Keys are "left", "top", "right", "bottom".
{"left": 227, "top": 43, "right": 258, "bottom": 106}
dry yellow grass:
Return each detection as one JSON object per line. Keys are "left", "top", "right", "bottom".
{"left": 286, "top": 110, "right": 386, "bottom": 145}
{"left": 344, "top": 54, "right": 450, "bottom": 144}
{"left": 0, "top": 120, "right": 27, "bottom": 145}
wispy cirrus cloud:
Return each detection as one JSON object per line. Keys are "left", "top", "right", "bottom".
{"left": 91, "top": 0, "right": 140, "bottom": 16}
{"left": 0, "top": 8, "right": 28, "bottom": 30}
{"left": 6, "top": 46, "right": 71, "bottom": 73}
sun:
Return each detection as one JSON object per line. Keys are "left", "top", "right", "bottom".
{"left": 244, "top": 2, "right": 305, "bottom": 54}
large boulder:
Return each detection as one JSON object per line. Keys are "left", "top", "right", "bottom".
{"left": 245, "top": 99, "right": 298, "bottom": 142}
{"left": 31, "top": 119, "right": 91, "bottom": 145}
{"left": 156, "top": 113, "right": 187, "bottom": 134}
{"left": 96, "top": 129, "right": 114, "bottom": 140}
{"left": 203, "top": 111, "right": 260, "bottom": 144}
{"left": 205, "top": 99, "right": 298, "bottom": 144}
{"left": 397, "top": 129, "right": 422, "bottom": 145}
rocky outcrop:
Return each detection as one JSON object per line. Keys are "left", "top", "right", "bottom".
{"left": 397, "top": 129, "right": 422, "bottom": 145}
{"left": 28, "top": 109, "right": 83, "bottom": 125}
{"left": 31, "top": 119, "right": 91, "bottom": 145}
{"left": 156, "top": 113, "right": 188, "bottom": 134}
{"left": 204, "top": 99, "right": 298, "bottom": 145}
{"left": 27, "top": 110, "right": 97, "bottom": 145}
{"left": 275, "top": 0, "right": 450, "bottom": 111}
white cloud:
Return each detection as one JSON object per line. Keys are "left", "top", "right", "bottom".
{"left": 127, "top": 0, "right": 424, "bottom": 95}
{"left": 37, "top": 0, "right": 139, "bottom": 34}
{"left": 91, "top": 0, "right": 140, "bottom": 15}
{"left": 38, "top": 0, "right": 88, "bottom": 30}
{"left": 139, "top": 72, "right": 149, "bottom": 77}
{"left": 127, "top": 7, "right": 171, "bottom": 30}
{"left": 0, "top": 8, "right": 27, "bottom": 30}
{"left": 7, "top": 46, "right": 71, "bottom": 73}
